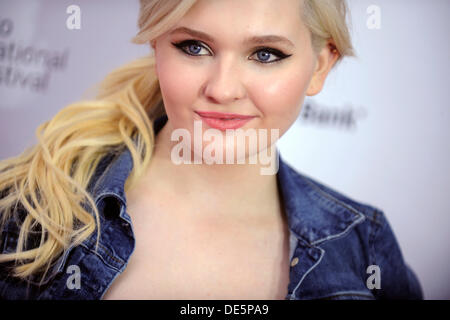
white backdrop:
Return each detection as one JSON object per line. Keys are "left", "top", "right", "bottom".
{"left": 0, "top": 0, "right": 449, "bottom": 299}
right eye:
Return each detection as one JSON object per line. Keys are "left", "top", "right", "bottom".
{"left": 171, "top": 40, "right": 211, "bottom": 56}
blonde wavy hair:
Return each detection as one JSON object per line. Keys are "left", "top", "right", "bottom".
{"left": 0, "top": 0, "right": 355, "bottom": 284}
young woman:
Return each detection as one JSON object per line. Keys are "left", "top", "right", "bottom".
{"left": 0, "top": 0, "right": 423, "bottom": 300}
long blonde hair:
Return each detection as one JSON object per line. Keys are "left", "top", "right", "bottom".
{"left": 0, "top": 0, "right": 354, "bottom": 283}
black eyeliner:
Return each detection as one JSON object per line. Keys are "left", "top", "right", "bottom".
{"left": 171, "top": 39, "right": 292, "bottom": 63}
{"left": 171, "top": 40, "right": 211, "bottom": 56}
{"left": 251, "top": 47, "right": 292, "bottom": 64}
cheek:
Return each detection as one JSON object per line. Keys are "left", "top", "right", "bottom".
{"left": 250, "top": 69, "right": 312, "bottom": 134}
{"left": 155, "top": 49, "right": 202, "bottom": 115}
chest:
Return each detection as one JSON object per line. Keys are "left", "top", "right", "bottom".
{"left": 102, "top": 196, "right": 291, "bottom": 299}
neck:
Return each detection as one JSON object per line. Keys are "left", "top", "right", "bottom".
{"left": 143, "top": 119, "right": 283, "bottom": 220}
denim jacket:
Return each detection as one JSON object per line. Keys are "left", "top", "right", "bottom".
{"left": 0, "top": 115, "right": 423, "bottom": 300}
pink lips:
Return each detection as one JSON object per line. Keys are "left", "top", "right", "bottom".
{"left": 195, "top": 111, "right": 256, "bottom": 131}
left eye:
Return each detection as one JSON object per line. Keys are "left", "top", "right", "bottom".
{"left": 251, "top": 50, "right": 282, "bottom": 63}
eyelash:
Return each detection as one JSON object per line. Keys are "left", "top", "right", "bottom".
{"left": 171, "top": 39, "right": 291, "bottom": 65}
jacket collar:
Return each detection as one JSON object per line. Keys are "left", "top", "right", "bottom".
{"left": 90, "top": 114, "right": 366, "bottom": 246}
{"left": 277, "top": 156, "right": 365, "bottom": 246}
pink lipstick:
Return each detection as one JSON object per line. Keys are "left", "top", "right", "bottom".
{"left": 195, "top": 111, "right": 256, "bottom": 131}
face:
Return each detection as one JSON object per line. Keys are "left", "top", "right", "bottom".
{"left": 152, "top": 0, "right": 337, "bottom": 163}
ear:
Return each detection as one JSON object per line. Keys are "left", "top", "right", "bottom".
{"left": 306, "top": 41, "right": 340, "bottom": 96}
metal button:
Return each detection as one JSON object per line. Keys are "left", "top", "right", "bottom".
{"left": 290, "top": 257, "right": 299, "bottom": 267}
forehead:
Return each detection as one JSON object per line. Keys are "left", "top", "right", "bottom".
{"left": 174, "top": 0, "right": 307, "bottom": 42}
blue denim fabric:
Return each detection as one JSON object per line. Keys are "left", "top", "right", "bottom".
{"left": 0, "top": 115, "right": 423, "bottom": 300}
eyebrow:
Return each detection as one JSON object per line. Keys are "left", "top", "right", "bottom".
{"left": 169, "top": 26, "right": 295, "bottom": 49}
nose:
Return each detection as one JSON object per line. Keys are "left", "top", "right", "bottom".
{"left": 202, "top": 56, "right": 247, "bottom": 105}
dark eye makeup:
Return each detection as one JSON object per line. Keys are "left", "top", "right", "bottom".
{"left": 171, "top": 39, "right": 292, "bottom": 65}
